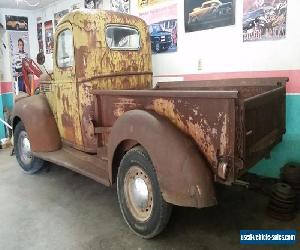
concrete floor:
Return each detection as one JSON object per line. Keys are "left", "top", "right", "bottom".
{"left": 0, "top": 148, "right": 299, "bottom": 250}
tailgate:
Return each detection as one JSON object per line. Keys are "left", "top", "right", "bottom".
{"left": 243, "top": 85, "right": 286, "bottom": 167}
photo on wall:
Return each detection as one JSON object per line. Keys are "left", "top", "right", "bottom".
{"left": 139, "top": 1, "right": 178, "bottom": 54}
{"left": 111, "top": 0, "right": 130, "bottom": 13}
{"left": 54, "top": 9, "right": 69, "bottom": 28}
{"left": 44, "top": 20, "right": 54, "bottom": 54}
{"left": 84, "top": 0, "right": 103, "bottom": 9}
{"left": 36, "top": 22, "right": 44, "bottom": 53}
{"left": 184, "top": 0, "right": 235, "bottom": 32}
{"left": 5, "top": 15, "right": 28, "bottom": 31}
{"left": 8, "top": 31, "right": 30, "bottom": 93}
{"left": 243, "top": 0, "right": 287, "bottom": 42}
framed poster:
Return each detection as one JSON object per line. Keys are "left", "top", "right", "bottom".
{"left": 54, "top": 9, "right": 69, "bottom": 28}
{"left": 243, "top": 0, "right": 287, "bottom": 42}
{"left": 84, "top": 0, "right": 103, "bottom": 9}
{"left": 36, "top": 22, "right": 44, "bottom": 53}
{"left": 111, "top": 0, "right": 130, "bottom": 13}
{"left": 184, "top": 0, "right": 235, "bottom": 32}
{"left": 139, "top": 1, "right": 178, "bottom": 54}
{"left": 44, "top": 20, "right": 54, "bottom": 54}
{"left": 5, "top": 15, "right": 28, "bottom": 31}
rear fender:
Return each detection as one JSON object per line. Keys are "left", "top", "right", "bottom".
{"left": 108, "top": 110, "right": 217, "bottom": 208}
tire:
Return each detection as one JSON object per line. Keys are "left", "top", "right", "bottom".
{"left": 14, "top": 121, "right": 45, "bottom": 174}
{"left": 117, "top": 146, "right": 172, "bottom": 239}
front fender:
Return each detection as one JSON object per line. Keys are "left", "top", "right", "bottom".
{"left": 108, "top": 110, "right": 217, "bottom": 208}
{"left": 13, "top": 94, "right": 61, "bottom": 152}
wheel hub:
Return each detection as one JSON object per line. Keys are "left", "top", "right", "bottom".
{"left": 18, "top": 131, "right": 32, "bottom": 165}
{"left": 124, "top": 166, "right": 153, "bottom": 222}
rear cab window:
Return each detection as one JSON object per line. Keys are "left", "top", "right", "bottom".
{"left": 105, "top": 25, "right": 140, "bottom": 50}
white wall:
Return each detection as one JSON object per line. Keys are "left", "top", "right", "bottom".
{"left": 131, "top": 0, "right": 300, "bottom": 78}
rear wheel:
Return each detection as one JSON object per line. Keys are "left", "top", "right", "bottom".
{"left": 117, "top": 146, "right": 172, "bottom": 238}
{"left": 14, "top": 121, "right": 45, "bottom": 174}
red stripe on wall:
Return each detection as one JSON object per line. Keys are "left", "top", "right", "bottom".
{"left": 155, "top": 70, "right": 300, "bottom": 93}
{"left": 0, "top": 82, "right": 13, "bottom": 94}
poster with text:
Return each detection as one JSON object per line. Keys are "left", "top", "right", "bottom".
{"left": 84, "top": 0, "right": 103, "bottom": 9}
{"left": 54, "top": 9, "right": 69, "bottom": 28}
{"left": 37, "top": 22, "right": 44, "bottom": 53}
{"left": 139, "top": 2, "right": 178, "bottom": 54}
{"left": 184, "top": 0, "right": 235, "bottom": 32}
{"left": 44, "top": 20, "right": 54, "bottom": 54}
{"left": 9, "top": 31, "right": 30, "bottom": 78}
{"left": 111, "top": 0, "right": 130, "bottom": 13}
{"left": 243, "top": 0, "right": 287, "bottom": 42}
{"left": 5, "top": 15, "right": 28, "bottom": 31}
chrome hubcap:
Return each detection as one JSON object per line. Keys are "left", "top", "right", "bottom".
{"left": 18, "top": 131, "right": 32, "bottom": 165}
{"left": 124, "top": 166, "right": 153, "bottom": 222}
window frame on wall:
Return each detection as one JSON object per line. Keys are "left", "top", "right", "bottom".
{"left": 105, "top": 24, "right": 141, "bottom": 51}
{"left": 56, "top": 28, "right": 74, "bottom": 69}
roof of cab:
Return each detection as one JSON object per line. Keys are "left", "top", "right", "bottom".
{"left": 58, "top": 9, "right": 148, "bottom": 30}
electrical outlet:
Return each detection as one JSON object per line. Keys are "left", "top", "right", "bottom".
{"left": 198, "top": 59, "right": 202, "bottom": 71}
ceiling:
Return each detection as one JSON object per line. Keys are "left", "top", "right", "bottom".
{"left": 0, "top": 0, "right": 54, "bottom": 10}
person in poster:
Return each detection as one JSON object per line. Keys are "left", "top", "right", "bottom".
{"left": 44, "top": 20, "right": 54, "bottom": 54}
{"left": 184, "top": 0, "right": 235, "bottom": 32}
{"left": 243, "top": 0, "right": 287, "bottom": 42}
{"left": 111, "top": 0, "right": 130, "bottom": 13}
{"left": 139, "top": 2, "right": 178, "bottom": 54}
{"left": 84, "top": 0, "right": 103, "bottom": 9}
{"left": 9, "top": 32, "right": 30, "bottom": 92}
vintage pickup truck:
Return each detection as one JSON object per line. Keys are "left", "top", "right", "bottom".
{"left": 12, "top": 10, "right": 287, "bottom": 238}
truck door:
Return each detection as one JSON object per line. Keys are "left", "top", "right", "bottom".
{"left": 53, "top": 24, "right": 83, "bottom": 149}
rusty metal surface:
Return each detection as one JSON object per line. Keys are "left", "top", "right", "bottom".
{"left": 107, "top": 110, "right": 217, "bottom": 208}
{"left": 94, "top": 89, "right": 237, "bottom": 182}
{"left": 12, "top": 94, "right": 61, "bottom": 152}
{"left": 43, "top": 9, "right": 152, "bottom": 152}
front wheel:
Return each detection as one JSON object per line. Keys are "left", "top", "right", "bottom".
{"left": 117, "top": 146, "right": 172, "bottom": 239}
{"left": 14, "top": 121, "right": 45, "bottom": 174}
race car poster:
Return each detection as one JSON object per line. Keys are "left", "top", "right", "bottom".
{"left": 111, "top": 0, "right": 130, "bottom": 13}
{"left": 54, "top": 9, "right": 69, "bottom": 28}
{"left": 184, "top": 0, "right": 235, "bottom": 32}
{"left": 8, "top": 31, "right": 30, "bottom": 78}
{"left": 84, "top": 0, "right": 103, "bottom": 9}
{"left": 36, "top": 21, "right": 44, "bottom": 53}
{"left": 139, "top": 1, "right": 178, "bottom": 54}
{"left": 5, "top": 15, "right": 28, "bottom": 31}
{"left": 44, "top": 20, "right": 54, "bottom": 54}
{"left": 243, "top": 0, "right": 287, "bottom": 42}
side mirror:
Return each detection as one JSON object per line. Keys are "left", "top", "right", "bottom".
{"left": 36, "top": 52, "right": 45, "bottom": 65}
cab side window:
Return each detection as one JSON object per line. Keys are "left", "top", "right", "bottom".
{"left": 56, "top": 29, "right": 74, "bottom": 68}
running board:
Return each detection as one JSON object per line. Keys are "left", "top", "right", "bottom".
{"left": 33, "top": 145, "right": 110, "bottom": 186}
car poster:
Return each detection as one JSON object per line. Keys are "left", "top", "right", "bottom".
{"left": 138, "top": 1, "right": 178, "bottom": 54}
{"left": 44, "top": 20, "right": 54, "bottom": 54}
{"left": 84, "top": 0, "right": 103, "bottom": 9}
{"left": 8, "top": 31, "right": 30, "bottom": 78}
{"left": 243, "top": 0, "right": 287, "bottom": 42}
{"left": 5, "top": 15, "right": 28, "bottom": 31}
{"left": 111, "top": 0, "right": 130, "bottom": 13}
{"left": 184, "top": 0, "right": 235, "bottom": 32}
{"left": 54, "top": 9, "right": 69, "bottom": 28}
{"left": 36, "top": 21, "right": 44, "bottom": 53}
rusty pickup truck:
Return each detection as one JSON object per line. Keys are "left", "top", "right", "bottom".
{"left": 12, "top": 10, "right": 287, "bottom": 238}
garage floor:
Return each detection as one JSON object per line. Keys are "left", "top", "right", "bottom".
{"left": 0, "top": 148, "right": 299, "bottom": 250}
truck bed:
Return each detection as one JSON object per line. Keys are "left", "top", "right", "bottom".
{"left": 92, "top": 77, "right": 287, "bottom": 184}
